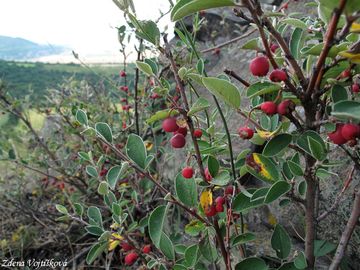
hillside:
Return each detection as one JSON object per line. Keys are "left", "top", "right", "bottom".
{"left": 0, "top": 36, "right": 67, "bottom": 60}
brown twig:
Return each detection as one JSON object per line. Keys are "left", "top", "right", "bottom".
{"left": 329, "top": 189, "right": 360, "bottom": 270}
{"left": 224, "top": 69, "right": 250, "bottom": 87}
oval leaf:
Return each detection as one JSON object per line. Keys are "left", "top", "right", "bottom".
{"left": 264, "top": 181, "right": 291, "bottom": 204}
{"left": 175, "top": 173, "right": 197, "bottom": 207}
{"left": 263, "top": 134, "right": 292, "bottom": 157}
{"left": 95, "top": 122, "right": 113, "bottom": 143}
{"left": 271, "top": 224, "right": 291, "bottom": 259}
{"left": 235, "top": 257, "right": 268, "bottom": 270}
{"left": 126, "top": 134, "right": 147, "bottom": 169}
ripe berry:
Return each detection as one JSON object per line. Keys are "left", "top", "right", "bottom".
{"left": 100, "top": 169, "right": 108, "bottom": 177}
{"left": 341, "top": 123, "right": 360, "bottom": 140}
{"left": 224, "top": 185, "right": 234, "bottom": 196}
{"left": 250, "top": 56, "right": 270, "bottom": 77}
{"left": 204, "top": 167, "right": 212, "bottom": 182}
{"left": 215, "top": 196, "right": 225, "bottom": 206}
{"left": 270, "top": 43, "right": 279, "bottom": 53}
{"left": 194, "top": 129, "right": 203, "bottom": 138}
{"left": 162, "top": 118, "right": 179, "bottom": 132}
{"left": 213, "top": 48, "right": 221, "bottom": 55}
{"left": 205, "top": 205, "right": 217, "bottom": 217}
{"left": 260, "top": 101, "right": 277, "bottom": 116}
{"left": 121, "top": 242, "right": 134, "bottom": 251}
{"left": 151, "top": 93, "right": 161, "bottom": 99}
{"left": 122, "top": 104, "right": 131, "bottom": 111}
{"left": 277, "top": 99, "right": 295, "bottom": 115}
{"left": 124, "top": 252, "right": 138, "bottom": 266}
{"left": 142, "top": 245, "right": 151, "bottom": 254}
{"left": 182, "top": 167, "right": 194, "bottom": 179}
{"left": 238, "top": 126, "right": 254, "bottom": 139}
{"left": 120, "top": 86, "right": 129, "bottom": 92}
{"left": 340, "top": 69, "right": 351, "bottom": 79}
{"left": 176, "top": 126, "right": 188, "bottom": 137}
{"left": 269, "top": 69, "right": 287, "bottom": 82}
{"left": 120, "top": 70, "right": 126, "bottom": 77}
{"left": 170, "top": 133, "right": 186, "bottom": 148}
{"left": 328, "top": 124, "right": 347, "bottom": 145}
{"left": 215, "top": 203, "right": 224, "bottom": 213}
{"left": 352, "top": 84, "right": 360, "bottom": 93}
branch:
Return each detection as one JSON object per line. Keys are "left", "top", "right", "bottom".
{"left": 224, "top": 69, "right": 250, "bottom": 87}
{"left": 329, "top": 189, "right": 360, "bottom": 270}
{"left": 306, "top": 0, "right": 348, "bottom": 95}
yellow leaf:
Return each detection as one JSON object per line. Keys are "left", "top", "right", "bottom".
{"left": 350, "top": 22, "right": 360, "bottom": 33}
{"left": 256, "top": 128, "right": 278, "bottom": 139}
{"left": 145, "top": 141, "right": 154, "bottom": 151}
{"left": 268, "top": 213, "right": 277, "bottom": 226}
{"left": 111, "top": 233, "right": 123, "bottom": 240}
{"left": 200, "top": 189, "right": 213, "bottom": 213}
{"left": 252, "top": 153, "right": 272, "bottom": 180}
{"left": 338, "top": 51, "right": 360, "bottom": 63}
{"left": 108, "top": 240, "right": 120, "bottom": 251}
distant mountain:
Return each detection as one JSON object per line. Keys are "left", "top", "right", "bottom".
{"left": 0, "top": 36, "right": 68, "bottom": 61}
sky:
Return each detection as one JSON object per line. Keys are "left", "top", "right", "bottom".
{"left": 0, "top": 0, "right": 173, "bottom": 62}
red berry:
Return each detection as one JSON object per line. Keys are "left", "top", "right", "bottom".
{"left": 120, "top": 70, "right": 126, "bottom": 77}
{"left": 213, "top": 48, "right": 221, "bottom": 55}
{"left": 328, "top": 124, "right": 347, "bottom": 145}
{"left": 194, "top": 129, "right": 203, "bottom": 138}
{"left": 122, "top": 105, "right": 131, "bottom": 111}
{"left": 120, "top": 86, "right": 128, "bottom": 92}
{"left": 120, "top": 98, "right": 127, "bottom": 103}
{"left": 340, "top": 69, "right": 351, "bottom": 79}
{"left": 215, "top": 196, "right": 225, "bottom": 205}
{"left": 199, "top": 10, "right": 206, "bottom": 16}
{"left": 250, "top": 56, "right": 270, "bottom": 77}
{"left": 151, "top": 93, "right": 161, "bottom": 99}
{"left": 142, "top": 245, "right": 151, "bottom": 254}
{"left": 100, "top": 169, "right": 108, "bottom": 177}
{"left": 176, "top": 126, "right": 188, "bottom": 137}
{"left": 260, "top": 101, "right": 278, "bottom": 116}
{"left": 121, "top": 242, "right": 134, "bottom": 251}
{"left": 270, "top": 43, "right": 279, "bottom": 53}
{"left": 149, "top": 80, "right": 154, "bottom": 86}
{"left": 351, "top": 84, "right": 360, "bottom": 93}
{"left": 215, "top": 203, "right": 224, "bottom": 213}
{"left": 341, "top": 123, "right": 360, "bottom": 140}
{"left": 224, "top": 185, "right": 234, "bottom": 196}
{"left": 269, "top": 69, "right": 287, "bottom": 82}
{"left": 238, "top": 127, "right": 254, "bottom": 139}
{"left": 277, "top": 99, "right": 295, "bottom": 115}
{"left": 124, "top": 252, "right": 138, "bottom": 266}
{"left": 205, "top": 205, "right": 217, "bottom": 217}
{"left": 170, "top": 133, "right": 186, "bottom": 148}
{"left": 162, "top": 118, "right": 179, "bottom": 132}
{"left": 204, "top": 167, "right": 212, "bottom": 182}
{"left": 182, "top": 167, "right": 194, "bottom": 179}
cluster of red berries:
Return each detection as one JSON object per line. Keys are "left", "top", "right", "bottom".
{"left": 204, "top": 186, "right": 235, "bottom": 217}
{"left": 119, "top": 70, "right": 126, "bottom": 77}
{"left": 122, "top": 243, "right": 151, "bottom": 266}
{"left": 328, "top": 123, "right": 360, "bottom": 146}
{"left": 119, "top": 86, "right": 128, "bottom": 92}
{"left": 162, "top": 118, "right": 202, "bottom": 149}
{"left": 249, "top": 56, "right": 287, "bottom": 83}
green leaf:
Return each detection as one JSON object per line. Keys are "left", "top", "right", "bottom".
{"left": 85, "top": 225, "right": 104, "bottom": 236}
{"left": 126, "top": 134, "right": 147, "bottom": 169}
{"left": 76, "top": 109, "right": 88, "bottom": 126}
{"left": 281, "top": 18, "right": 307, "bottom": 29}
{"left": 74, "top": 203, "right": 84, "bottom": 216}
{"left": 211, "top": 170, "right": 231, "bottom": 186}
{"left": 278, "top": 262, "right": 298, "bottom": 270}
{"left": 294, "top": 251, "right": 307, "bottom": 269}
{"left": 331, "top": 85, "right": 348, "bottom": 103}
{"left": 196, "top": 58, "right": 204, "bottom": 75}
{"left": 78, "top": 151, "right": 90, "bottom": 161}
{"left": 106, "top": 164, "right": 127, "bottom": 190}
{"left": 199, "top": 232, "right": 218, "bottom": 262}
{"left": 187, "top": 97, "right": 210, "bottom": 116}
{"left": 264, "top": 181, "right": 291, "bottom": 204}
{"left": 287, "top": 160, "right": 304, "bottom": 176}
{"left": 314, "top": 240, "right": 336, "bottom": 257}
{"left": 296, "top": 131, "right": 326, "bottom": 160}
{"left": 202, "top": 77, "right": 241, "bottom": 109}
{"left": 148, "top": 205, "right": 167, "bottom": 248}
{"left": 232, "top": 233, "right": 256, "bottom": 246}
{"left": 159, "top": 233, "right": 175, "bottom": 260}
{"left": 246, "top": 154, "right": 280, "bottom": 183}
{"left": 332, "top": 100, "right": 360, "bottom": 121}
{"left": 97, "top": 181, "right": 109, "bottom": 195}
{"left": 301, "top": 43, "right": 339, "bottom": 58}
{"left": 271, "top": 224, "right": 291, "bottom": 259}
{"left": 128, "top": 14, "right": 160, "bottom": 45}
{"left": 175, "top": 173, "right": 197, "bottom": 207}
{"left": 308, "top": 137, "right": 325, "bottom": 160}
{"left": 263, "top": 134, "right": 292, "bottom": 157}
{"left": 55, "top": 204, "right": 68, "bottom": 215}
{"left": 241, "top": 38, "right": 261, "bottom": 50}
{"left": 185, "top": 244, "right": 199, "bottom": 267}
{"left": 95, "top": 122, "right": 113, "bottom": 143}
{"left": 171, "top": 0, "right": 235, "bottom": 21}
{"left": 207, "top": 155, "right": 219, "bottom": 177}
{"left": 185, "top": 220, "right": 205, "bottom": 236}
{"left": 235, "top": 257, "right": 268, "bottom": 270}
{"left": 144, "top": 58, "right": 158, "bottom": 74}
{"left": 233, "top": 189, "right": 264, "bottom": 213}
{"left": 146, "top": 109, "right": 179, "bottom": 124}
{"left": 247, "top": 82, "right": 281, "bottom": 98}
{"left": 298, "top": 181, "right": 307, "bottom": 196}
{"left": 87, "top": 206, "right": 102, "bottom": 226}
{"left": 86, "top": 165, "right": 98, "bottom": 178}
{"left": 136, "top": 61, "right": 154, "bottom": 76}
{"left": 290, "top": 28, "right": 305, "bottom": 59}
{"left": 86, "top": 242, "right": 107, "bottom": 264}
